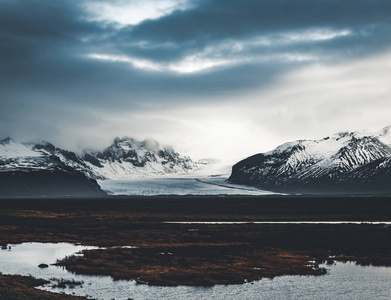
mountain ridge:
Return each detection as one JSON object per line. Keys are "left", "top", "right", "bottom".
{"left": 82, "top": 136, "right": 197, "bottom": 179}
{"left": 0, "top": 136, "right": 201, "bottom": 180}
{"left": 228, "top": 126, "right": 391, "bottom": 194}
{"left": 0, "top": 136, "right": 206, "bottom": 197}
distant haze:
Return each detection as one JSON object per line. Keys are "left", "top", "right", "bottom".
{"left": 1, "top": 0, "right": 391, "bottom": 162}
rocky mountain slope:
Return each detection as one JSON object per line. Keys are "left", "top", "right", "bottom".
{"left": 82, "top": 137, "right": 197, "bottom": 179}
{"left": 0, "top": 138, "right": 103, "bottom": 197}
{"left": 228, "top": 126, "right": 391, "bottom": 194}
{"left": 0, "top": 136, "right": 202, "bottom": 197}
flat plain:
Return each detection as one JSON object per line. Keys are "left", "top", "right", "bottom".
{"left": 0, "top": 196, "right": 390, "bottom": 299}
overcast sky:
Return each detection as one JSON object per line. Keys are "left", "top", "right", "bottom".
{"left": 1, "top": 0, "right": 391, "bottom": 161}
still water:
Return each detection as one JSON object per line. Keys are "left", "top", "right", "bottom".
{"left": 0, "top": 243, "right": 390, "bottom": 300}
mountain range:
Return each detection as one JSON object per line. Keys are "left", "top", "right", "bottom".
{"left": 228, "top": 125, "right": 391, "bottom": 194}
{"left": 3, "top": 125, "right": 391, "bottom": 197}
{"left": 0, "top": 137, "right": 201, "bottom": 197}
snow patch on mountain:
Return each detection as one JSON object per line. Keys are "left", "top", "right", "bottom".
{"left": 82, "top": 137, "right": 199, "bottom": 180}
{"left": 377, "top": 125, "right": 391, "bottom": 146}
{"left": 0, "top": 136, "right": 212, "bottom": 181}
{"left": 0, "top": 138, "right": 42, "bottom": 159}
{"left": 229, "top": 125, "right": 391, "bottom": 194}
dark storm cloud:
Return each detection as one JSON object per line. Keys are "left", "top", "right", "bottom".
{"left": 0, "top": 0, "right": 104, "bottom": 95}
{"left": 0, "top": 0, "right": 96, "bottom": 38}
{"left": 0, "top": 0, "right": 284, "bottom": 136}
{"left": 123, "top": 0, "right": 391, "bottom": 61}
{"left": 131, "top": 0, "right": 391, "bottom": 42}
{"left": 0, "top": 0, "right": 269, "bottom": 104}
{"left": 1, "top": 0, "right": 391, "bottom": 103}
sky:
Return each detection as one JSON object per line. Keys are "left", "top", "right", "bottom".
{"left": 1, "top": 0, "right": 391, "bottom": 162}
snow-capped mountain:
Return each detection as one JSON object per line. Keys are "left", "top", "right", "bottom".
{"left": 82, "top": 137, "right": 197, "bottom": 179}
{"left": 0, "top": 138, "right": 103, "bottom": 197}
{"left": 228, "top": 126, "right": 391, "bottom": 194}
{"left": 0, "top": 137, "right": 200, "bottom": 180}
{"left": 0, "top": 136, "right": 205, "bottom": 196}
{"left": 0, "top": 138, "right": 94, "bottom": 176}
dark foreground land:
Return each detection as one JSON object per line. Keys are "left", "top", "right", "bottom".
{"left": 0, "top": 196, "right": 391, "bottom": 298}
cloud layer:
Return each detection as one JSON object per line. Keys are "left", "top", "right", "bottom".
{"left": 1, "top": 0, "right": 391, "bottom": 159}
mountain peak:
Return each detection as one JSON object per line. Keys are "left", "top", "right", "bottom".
{"left": 380, "top": 125, "right": 391, "bottom": 136}
{"left": 0, "top": 137, "right": 14, "bottom": 145}
{"left": 81, "top": 136, "right": 196, "bottom": 179}
{"left": 110, "top": 136, "right": 168, "bottom": 154}
{"left": 32, "top": 141, "right": 56, "bottom": 152}
{"left": 0, "top": 138, "right": 42, "bottom": 159}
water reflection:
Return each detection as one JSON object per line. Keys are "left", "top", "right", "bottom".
{"left": 0, "top": 242, "right": 99, "bottom": 266}
{"left": 0, "top": 243, "right": 390, "bottom": 300}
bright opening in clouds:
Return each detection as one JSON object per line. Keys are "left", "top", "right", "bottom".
{"left": 87, "top": 53, "right": 234, "bottom": 73}
{"left": 1, "top": 0, "right": 391, "bottom": 162}
{"left": 281, "top": 28, "right": 352, "bottom": 43}
{"left": 83, "top": 0, "right": 192, "bottom": 26}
